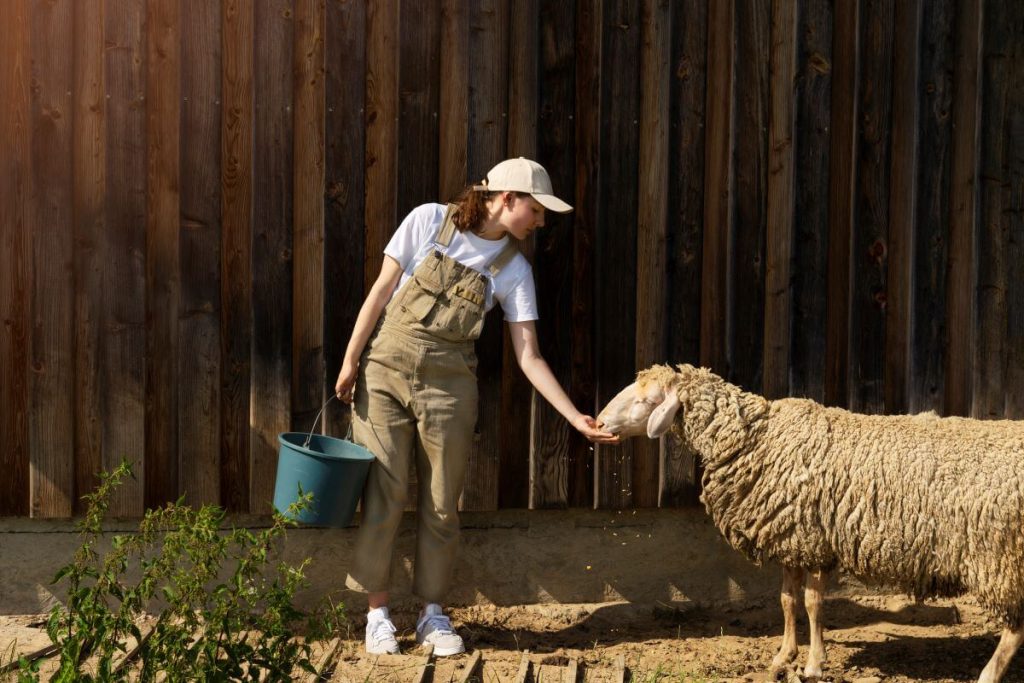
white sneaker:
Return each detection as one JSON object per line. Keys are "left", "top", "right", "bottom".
{"left": 416, "top": 604, "right": 465, "bottom": 656}
{"left": 365, "top": 607, "right": 400, "bottom": 655}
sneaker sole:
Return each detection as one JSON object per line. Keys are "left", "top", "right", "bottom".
{"left": 428, "top": 643, "right": 465, "bottom": 657}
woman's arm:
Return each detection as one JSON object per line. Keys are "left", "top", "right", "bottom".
{"left": 334, "top": 256, "right": 404, "bottom": 402}
{"left": 507, "top": 320, "right": 619, "bottom": 444}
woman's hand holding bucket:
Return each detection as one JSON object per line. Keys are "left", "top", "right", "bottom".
{"left": 335, "top": 358, "right": 358, "bottom": 403}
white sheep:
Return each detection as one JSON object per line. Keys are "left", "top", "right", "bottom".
{"left": 596, "top": 363, "right": 1024, "bottom": 683}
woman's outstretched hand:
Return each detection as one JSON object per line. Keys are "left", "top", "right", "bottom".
{"left": 335, "top": 360, "right": 358, "bottom": 404}
{"left": 572, "top": 414, "right": 620, "bottom": 444}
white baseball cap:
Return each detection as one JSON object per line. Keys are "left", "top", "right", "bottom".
{"left": 473, "top": 157, "right": 574, "bottom": 214}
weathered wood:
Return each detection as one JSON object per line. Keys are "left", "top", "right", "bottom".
{"left": 594, "top": 0, "right": 640, "bottom": 510}
{"left": 564, "top": 656, "right": 579, "bottom": 683}
{"left": 790, "top": 0, "right": 833, "bottom": 403}
{"left": 849, "top": 0, "right": 894, "bottom": 415}
{"left": 883, "top": 0, "right": 921, "bottom": 416}
{"left": 514, "top": 651, "right": 531, "bottom": 683}
{"left": 104, "top": 0, "right": 147, "bottom": 516}
{"left": 943, "top": 0, "right": 981, "bottom": 417}
{"left": 251, "top": 0, "right": 294, "bottom": 514}
{"left": 411, "top": 644, "right": 435, "bottom": 683}
{"left": 731, "top": 0, "right": 769, "bottom": 393}
{"left": 456, "top": 650, "right": 482, "bottom": 683}
{"left": 438, "top": 0, "right": 469, "bottom": 202}
{"left": 0, "top": 0, "right": 31, "bottom": 517}
{"left": 145, "top": 0, "right": 182, "bottom": 509}
{"left": 178, "top": 0, "right": 222, "bottom": 506}
{"left": 397, "top": 0, "right": 441, "bottom": 219}
{"left": 220, "top": 0, "right": 254, "bottom": 512}
{"left": 613, "top": 653, "right": 626, "bottom": 683}
{"left": 323, "top": 0, "right": 366, "bottom": 439}
{"left": 28, "top": 0, "right": 75, "bottom": 518}
{"left": 908, "top": 0, "right": 954, "bottom": 414}
{"left": 763, "top": 0, "right": 797, "bottom": 401}
{"left": 72, "top": 0, "right": 106, "bottom": 513}
{"left": 292, "top": 0, "right": 326, "bottom": 435}
{"left": 824, "top": 0, "right": 858, "bottom": 409}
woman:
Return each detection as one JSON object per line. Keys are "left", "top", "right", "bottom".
{"left": 335, "top": 157, "right": 618, "bottom": 656}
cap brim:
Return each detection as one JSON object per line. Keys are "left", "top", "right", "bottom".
{"left": 532, "top": 193, "right": 574, "bottom": 214}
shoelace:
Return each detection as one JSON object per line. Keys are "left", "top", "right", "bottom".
{"left": 419, "top": 614, "right": 455, "bottom": 635}
{"left": 368, "top": 619, "right": 397, "bottom": 644}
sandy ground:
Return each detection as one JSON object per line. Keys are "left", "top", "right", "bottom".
{"left": 2, "top": 590, "right": 1020, "bottom": 682}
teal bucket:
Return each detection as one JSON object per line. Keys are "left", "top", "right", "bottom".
{"left": 273, "top": 402, "right": 375, "bottom": 527}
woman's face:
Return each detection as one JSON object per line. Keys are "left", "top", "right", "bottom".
{"left": 500, "top": 193, "right": 546, "bottom": 240}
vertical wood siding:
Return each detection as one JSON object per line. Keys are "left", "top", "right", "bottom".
{"left": 3, "top": 0, "right": 1023, "bottom": 517}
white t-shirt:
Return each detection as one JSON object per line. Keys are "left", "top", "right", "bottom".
{"left": 383, "top": 203, "right": 539, "bottom": 322}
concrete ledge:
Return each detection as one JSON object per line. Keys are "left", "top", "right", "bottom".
{"left": 0, "top": 509, "right": 780, "bottom": 615}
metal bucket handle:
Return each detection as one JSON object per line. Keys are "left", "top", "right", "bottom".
{"left": 303, "top": 394, "right": 341, "bottom": 449}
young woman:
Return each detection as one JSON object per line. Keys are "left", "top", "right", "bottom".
{"left": 335, "top": 157, "right": 618, "bottom": 656}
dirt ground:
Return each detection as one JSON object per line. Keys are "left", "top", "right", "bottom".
{"left": 3, "top": 588, "right": 1021, "bottom": 682}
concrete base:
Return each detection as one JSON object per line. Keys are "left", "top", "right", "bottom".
{"left": 0, "top": 509, "right": 780, "bottom": 615}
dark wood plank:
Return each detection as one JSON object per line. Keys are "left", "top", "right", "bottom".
{"left": 179, "top": 0, "right": 221, "bottom": 506}
{"left": 462, "top": 0, "right": 509, "bottom": 511}
{"left": 323, "top": 0, "right": 366, "bottom": 439}
{"left": 908, "top": 0, "right": 954, "bottom": 413}
{"left": 823, "top": 0, "right": 858, "bottom": 409}
{"left": 731, "top": 0, "right": 769, "bottom": 393}
{"left": 145, "top": 0, "right": 181, "bottom": 509}
{"left": 104, "top": 0, "right": 147, "bottom": 516}
{"left": 662, "top": 0, "right": 707, "bottom": 508}
{"left": 29, "top": 0, "right": 75, "bottom": 518}
{"left": 633, "top": 0, "right": 670, "bottom": 509}
{"left": 594, "top": 0, "right": 641, "bottom": 510}
{"left": 438, "top": 0, "right": 469, "bottom": 201}
{"left": 763, "top": 0, "right": 797, "bottom": 401}
{"left": 220, "top": 0, "right": 254, "bottom": 513}
{"left": 0, "top": 0, "right": 32, "bottom": 516}
{"left": 72, "top": 0, "right": 106, "bottom": 513}
{"left": 500, "top": 0, "right": 537, "bottom": 509}
{"left": 397, "top": 0, "right": 440, "bottom": 218}
{"left": 292, "top": 0, "right": 326, "bottom": 435}
{"left": 848, "top": 0, "right": 894, "bottom": 415}
{"left": 251, "top": 0, "right": 294, "bottom": 514}
{"left": 571, "top": 0, "right": 601, "bottom": 508}
{"left": 883, "top": 0, "right": 921, "bottom": 416}
{"left": 943, "top": 0, "right": 981, "bottom": 417}
{"left": 699, "top": 0, "right": 732, "bottom": 377}
{"left": 789, "top": 0, "right": 832, "bottom": 403}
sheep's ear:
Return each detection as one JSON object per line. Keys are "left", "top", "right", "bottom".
{"left": 647, "top": 391, "right": 680, "bottom": 438}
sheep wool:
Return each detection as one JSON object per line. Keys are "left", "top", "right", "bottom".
{"left": 637, "top": 363, "right": 1024, "bottom": 627}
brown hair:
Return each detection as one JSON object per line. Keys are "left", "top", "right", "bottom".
{"left": 450, "top": 186, "right": 530, "bottom": 234}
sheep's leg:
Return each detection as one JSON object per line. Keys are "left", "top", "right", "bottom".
{"left": 977, "top": 626, "right": 1024, "bottom": 683}
{"left": 802, "top": 569, "right": 828, "bottom": 680}
{"left": 770, "top": 566, "right": 804, "bottom": 676}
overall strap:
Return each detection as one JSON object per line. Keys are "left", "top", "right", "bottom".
{"left": 487, "top": 240, "right": 520, "bottom": 277}
{"left": 435, "top": 203, "right": 459, "bottom": 247}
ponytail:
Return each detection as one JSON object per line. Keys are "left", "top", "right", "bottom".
{"left": 449, "top": 186, "right": 530, "bottom": 234}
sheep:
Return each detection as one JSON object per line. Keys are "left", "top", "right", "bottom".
{"left": 596, "top": 363, "right": 1024, "bottom": 683}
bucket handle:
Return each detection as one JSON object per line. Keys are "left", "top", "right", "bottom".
{"left": 303, "top": 394, "right": 339, "bottom": 449}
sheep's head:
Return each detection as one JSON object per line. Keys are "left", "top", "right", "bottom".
{"left": 597, "top": 365, "right": 683, "bottom": 439}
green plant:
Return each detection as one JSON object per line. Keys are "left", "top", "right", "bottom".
{"left": 39, "top": 461, "right": 344, "bottom": 682}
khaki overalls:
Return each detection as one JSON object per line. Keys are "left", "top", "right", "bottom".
{"left": 345, "top": 205, "right": 518, "bottom": 602}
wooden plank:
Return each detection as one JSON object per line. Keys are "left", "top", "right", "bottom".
{"left": 220, "top": 0, "right": 254, "bottom": 512}
{"left": 633, "top": 0, "right": 670, "bottom": 509}
{"left": 456, "top": 650, "right": 482, "bottom": 683}
{"left": 179, "top": 0, "right": 222, "bottom": 506}
{"left": 823, "top": 0, "right": 858, "bottom": 409}
{"left": 28, "top": 0, "right": 75, "bottom": 518}
{"left": 883, "top": 0, "right": 921, "bottom": 415}
{"left": 530, "top": 0, "right": 578, "bottom": 509}
{"left": 789, "top": 0, "right": 832, "bottom": 403}
{"left": 411, "top": 644, "right": 434, "bottom": 683}
{"left": 251, "top": 0, "right": 295, "bottom": 513}
{"left": 323, "top": 0, "right": 366, "bottom": 439}
{"left": 908, "top": 0, "right": 954, "bottom": 413}
{"left": 462, "top": 0, "right": 508, "bottom": 512}
{"left": 397, "top": 0, "right": 440, "bottom": 218}
{"left": 661, "top": 0, "right": 707, "bottom": 508}
{"left": 699, "top": 0, "right": 733, "bottom": 377}
{"left": 731, "top": 0, "right": 769, "bottom": 393}
{"left": 514, "top": 651, "right": 531, "bottom": 683}
{"left": 500, "top": 0, "right": 537, "bottom": 509}
{"left": 104, "top": 0, "right": 147, "bottom": 516}
{"left": 943, "top": 0, "right": 981, "bottom": 417}
{"left": 72, "top": 0, "right": 106, "bottom": 512}
{"left": 848, "top": 0, "right": 894, "bottom": 415}
{"left": 762, "top": 0, "right": 797, "bottom": 401}
{"left": 0, "top": 0, "right": 32, "bottom": 516}
{"left": 145, "top": 0, "right": 181, "bottom": 509}
{"left": 613, "top": 653, "right": 626, "bottom": 683}
{"left": 438, "top": 0, "right": 469, "bottom": 202}
{"left": 564, "top": 656, "right": 579, "bottom": 683}
{"left": 594, "top": 0, "right": 640, "bottom": 510}
{"left": 572, "top": 0, "right": 600, "bottom": 509}
{"left": 1001, "top": 5, "right": 1024, "bottom": 419}
{"left": 292, "top": 0, "right": 326, "bottom": 434}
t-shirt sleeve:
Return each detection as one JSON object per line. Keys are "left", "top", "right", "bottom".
{"left": 496, "top": 267, "right": 539, "bottom": 322}
{"left": 383, "top": 204, "right": 441, "bottom": 271}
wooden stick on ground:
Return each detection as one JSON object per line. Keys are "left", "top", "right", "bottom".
{"left": 613, "top": 654, "right": 627, "bottom": 683}
{"left": 514, "top": 650, "right": 531, "bottom": 683}
{"left": 455, "top": 650, "right": 482, "bottom": 683}
{"left": 0, "top": 644, "right": 59, "bottom": 674}
{"left": 304, "top": 636, "right": 342, "bottom": 683}
{"left": 564, "top": 656, "right": 579, "bottom": 683}
{"left": 411, "top": 643, "right": 435, "bottom": 683}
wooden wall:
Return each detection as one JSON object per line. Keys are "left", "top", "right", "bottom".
{"left": 1, "top": 0, "right": 1022, "bottom": 518}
